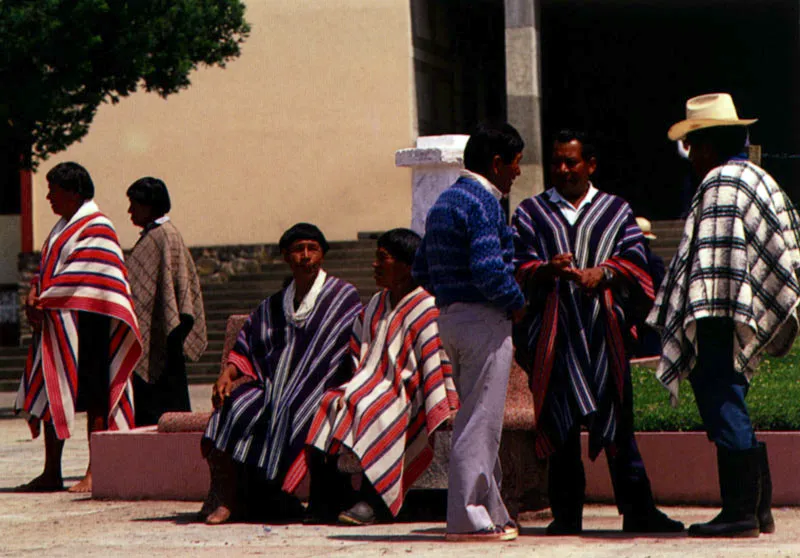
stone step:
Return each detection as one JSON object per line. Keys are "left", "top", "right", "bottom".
{"left": 0, "top": 378, "right": 18, "bottom": 392}
{"left": 202, "top": 298, "right": 266, "bottom": 311}
{"left": 0, "top": 354, "right": 26, "bottom": 367}
{"left": 203, "top": 279, "right": 379, "bottom": 293}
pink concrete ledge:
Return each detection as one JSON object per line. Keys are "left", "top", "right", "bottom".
{"left": 92, "top": 427, "right": 208, "bottom": 501}
{"left": 583, "top": 431, "right": 800, "bottom": 506}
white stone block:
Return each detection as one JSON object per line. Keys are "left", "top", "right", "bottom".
{"left": 395, "top": 135, "right": 469, "bottom": 234}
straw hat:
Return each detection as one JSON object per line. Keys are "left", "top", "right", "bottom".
{"left": 667, "top": 93, "right": 757, "bottom": 141}
{"left": 636, "top": 217, "right": 657, "bottom": 240}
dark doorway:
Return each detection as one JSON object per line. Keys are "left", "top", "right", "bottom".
{"left": 540, "top": 0, "right": 800, "bottom": 219}
{"left": 411, "top": 0, "right": 506, "bottom": 136}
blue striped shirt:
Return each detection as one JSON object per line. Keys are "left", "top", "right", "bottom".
{"left": 412, "top": 176, "right": 524, "bottom": 313}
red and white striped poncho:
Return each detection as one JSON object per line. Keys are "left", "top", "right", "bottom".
{"left": 287, "top": 287, "right": 459, "bottom": 516}
{"left": 15, "top": 201, "right": 142, "bottom": 440}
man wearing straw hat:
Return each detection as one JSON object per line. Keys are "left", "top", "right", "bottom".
{"left": 649, "top": 93, "right": 800, "bottom": 537}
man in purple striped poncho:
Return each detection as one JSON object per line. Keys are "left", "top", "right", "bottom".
{"left": 512, "top": 130, "right": 682, "bottom": 535}
{"left": 199, "top": 223, "right": 362, "bottom": 525}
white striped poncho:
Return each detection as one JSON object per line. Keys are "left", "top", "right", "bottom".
{"left": 203, "top": 275, "right": 362, "bottom": 485}
{"left": 284, "top": 287, "right": 458, "bottom": 515}
{"left": 15, "top": 201, "right": 142, "bottom": 440}
{"left": 648, "top": 159, "right": 800, "bottom": 402}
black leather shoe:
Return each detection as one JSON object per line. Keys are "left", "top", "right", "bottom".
{"left": 338, "top": 501, "right": 376, "bottom": 526}
{"left": 623, "top": 509, "right": 684, "bottom": 533}
{"left": 545, "top": 519, "right": 582, "bottom": 535}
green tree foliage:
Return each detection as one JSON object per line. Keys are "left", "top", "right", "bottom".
{"left": 0, "top": 0, "right": 250, "bottom": 168}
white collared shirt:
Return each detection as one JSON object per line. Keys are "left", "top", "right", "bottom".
{"left": 546, "top": 183, "right": 598, "bottom": 225}
{"left": 460, "top": 169, "right": 504, "bottom": 200}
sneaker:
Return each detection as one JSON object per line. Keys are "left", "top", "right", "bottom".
{"left": 501, "top": 520, "right": 519, "bottom": 541}
{"left": 445, "top": 525, "right": 508, "bottom": 542}
{"left": 338, "top": 501, "right": 376, "bottom": 526}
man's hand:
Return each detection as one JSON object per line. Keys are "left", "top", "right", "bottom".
{"left": 211, "top": 363, "right": 241, "bottom": 410}
{"left": 533, "top": 253, "right": 576, "bottom": 283}
{"left": 25, "top": 286, "right": 43, "bottom": 333}
{"left": 574, "top": 267, "right": 607, "bottom": 291}
{"left": 550, "top": 253, "right": 574, "bottom": 277}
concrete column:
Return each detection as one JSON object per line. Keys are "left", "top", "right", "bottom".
{"left": 395, "top": 134, "right": 469, "bottom": 234}
{"left": 505, "top": 0, "right": 544, "bottom": 213}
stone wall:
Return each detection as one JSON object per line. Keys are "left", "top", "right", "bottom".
{"left": 17, "top": 252, "right": 39, "bottom": 347}
{"left": 187, "top": 244, "right": 283, "bottom": 285}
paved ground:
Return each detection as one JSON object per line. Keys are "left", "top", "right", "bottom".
{"left": 1, "top": 386, "right": 799, "bottom": 557}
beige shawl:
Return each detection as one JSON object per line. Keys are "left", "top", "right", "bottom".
{"left": 128, "top": 220, "right": 207, "bottom": 383}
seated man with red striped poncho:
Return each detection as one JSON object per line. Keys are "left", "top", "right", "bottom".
{"left": 15, "top": 162, "right": 142, "bottom": 494}
{"left": 287, "top": 228, "right": 459, "bottom": 525}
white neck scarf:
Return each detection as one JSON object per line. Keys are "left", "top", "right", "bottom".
{"left": 283, "top": 269, "right": 328, "bottom": 327}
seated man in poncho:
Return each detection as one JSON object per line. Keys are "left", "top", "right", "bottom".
{"left": 200, "top": 223, "right": 363, "bottom": 525}
{"left": 285, "top": 228, "right": 459, "bottom": 525}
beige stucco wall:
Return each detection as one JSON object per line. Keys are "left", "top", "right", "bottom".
{"left": 32, "top": 0, "right": 416, "bottom": 249}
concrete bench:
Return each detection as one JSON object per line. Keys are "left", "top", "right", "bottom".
{"left": 93, "top": 314, "right": 547, "bottom": 513}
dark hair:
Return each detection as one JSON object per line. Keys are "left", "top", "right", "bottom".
{"left": 685, "top": 126, "right": 748, "bottom": 160}
{"left": 377, "top": 228, "right": 421, "bottom": 266}
{"left": 553, "top": 129, "right": 597, "bottom": 161}
{"left": 46, "top": 162, "right": 94, "bottom": 200}
{"left": 463, "top": 122, "right": 525, "bottom": 176}
{"left": 126, "top": 177, "right": 171, "bottom": 217}
{"left": 279, "top": 222, "right": 330, "bottom": 254}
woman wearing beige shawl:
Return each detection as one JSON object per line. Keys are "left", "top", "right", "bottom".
{"left": 126, "top": 177, "right": 207, "bottom": 426}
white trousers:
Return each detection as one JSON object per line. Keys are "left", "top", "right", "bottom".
{"left": 438, "top": 302, "right": 513, "bottom": 533}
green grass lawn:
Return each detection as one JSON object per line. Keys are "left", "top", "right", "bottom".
{"left": 632, "top": 342, "right": 800, "bottom": 431}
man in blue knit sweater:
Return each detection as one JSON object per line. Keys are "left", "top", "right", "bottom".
{"left": 413, "top": 123, "right": 526, "bottom": 542}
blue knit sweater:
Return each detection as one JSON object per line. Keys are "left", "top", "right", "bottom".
{"left": 413, "top": 176, "right": 524, "bottom": 313}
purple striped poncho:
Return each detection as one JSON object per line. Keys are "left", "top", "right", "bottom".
{"left": 203, "top": 275, "right": 362, "bottom": 484}
{"left": 512, "top": 190, "right": 653, "bottom": 459}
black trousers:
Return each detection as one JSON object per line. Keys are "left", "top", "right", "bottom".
{"left": 133, "top": 328, "right": 192, "bottom": 426}
{"left": 548, "top": 370, "right": 655, "bottom": 521}
{"left": 75, "top": 312, "right": 110, "bottom": 419}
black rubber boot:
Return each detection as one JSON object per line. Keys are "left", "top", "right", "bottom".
{"left": 688, "top": 446, "right": 760, "bottom": 538}
{"left": 757, "top": 442, "right": 775, "bottom": 534}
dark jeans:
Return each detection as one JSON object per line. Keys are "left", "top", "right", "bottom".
{"left": 689, "top": 318, "right": 757, "bottom": 451}
{"left": 549, "top": 370, "right": 655, "bottom": 519}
